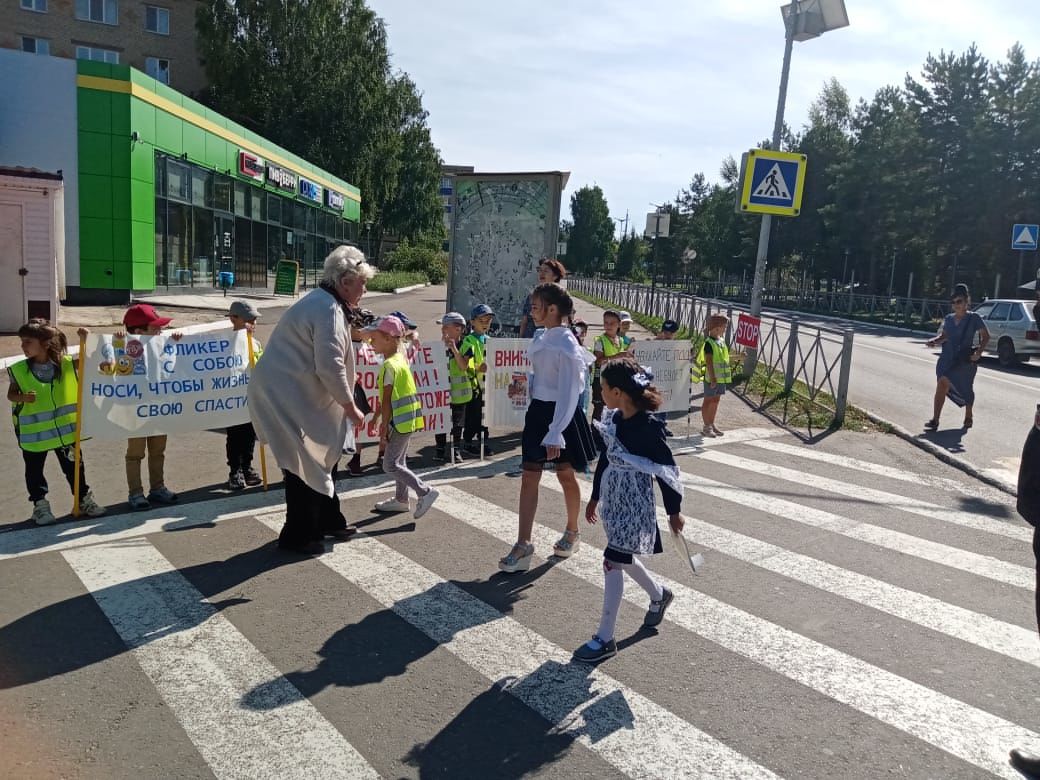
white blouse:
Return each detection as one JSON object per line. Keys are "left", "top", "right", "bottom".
{"left": 529, "top": 326, "right": 595, "bottom": 447}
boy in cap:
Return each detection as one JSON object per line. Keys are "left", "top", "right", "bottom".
{"left": 226, "top": 301, "right": 263, "bottom": 489}
{"left": 655, "top": 320, "right": 679, "bottom": 340}
{"left": 122, "top": 303, "right": 179, "bottom": 510}
{"left": 389, "top": 310, "right": 420, "bottom": 349}
{"left": 618, "top": 311, "right": 635, "bottom": 347}
{"left": 462, "top": 303, "right": 494, "bottom": 455}
{"left": 434, "top": 311, "right": 472, "bottom": 462}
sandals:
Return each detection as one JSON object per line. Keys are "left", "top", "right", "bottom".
{"left": 499, "top": 542, "right": 534, "bottom": 573}
{"left": 553, "top": 528, "right": 581, "bottom": 559}
{"left": 924, "top": 419, "right": 939, "bottom": 431}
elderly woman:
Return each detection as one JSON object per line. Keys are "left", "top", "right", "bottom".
{"left": 924, "top": 283, "right": 989, "bottom": 431}
{"left": 249, "top": 246, "right": 372, "bottom": 555}
{"left": 519, "top": 258, "right": 567, "bottom": 337}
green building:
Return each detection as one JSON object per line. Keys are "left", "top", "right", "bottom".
{"left": 0, "top": 49, "right": 361, "bottom": 303}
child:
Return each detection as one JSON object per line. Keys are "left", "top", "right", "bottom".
{"left": 366, "top": 316, "right": 440, "bottom": 518}
{"left": 345, "top": 308, "right": 376, "bottom": 476}
{"left": 462, "top": 303, "right": 494, "bottom": 455}
{"left": 699, "top": 314, "right": 732, "bottom": 438}
{"left": 655, "top": 320, "right": 679, "bottom": 340}
{"left": 226, "top": 300, "right": 263, "bottom": 490}
{"left": 575, "top": 356, "right": 685, "bottom": 662}
{"left": 499, "top": 283, "right": 596, "bottom": 572}
{"left": 389, "top": 309, "right": 421, "bottom": 347}
{"left": 8, "top": 320, "right": 105, "bottom": 525}
{"left": 618, "top": 312, "right": 635, "bottom": 347}
{"left": 122, "top": 303, "right": 180, "bottom": 510}
{"left": 572, "top": 319, "right": 590, "bottom": 419}
{"left": 590, "top": 310, "right": 627, "bottom": 425}
{"left": 434, "top": 311, "right": 473, "bottom": 462}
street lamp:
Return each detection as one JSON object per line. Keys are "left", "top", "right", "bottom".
{"left": 645, "top": 204, "right": 670, "bottom": 312}
{"left": 747, "top": 0, "right": 850, "bottom": 353}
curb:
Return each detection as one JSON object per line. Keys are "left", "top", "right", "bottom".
{"left": 392, "top": 283, "right": 428, "bottom": 294}
{"left": 861, "top": 409, "right": 1017, "bottom": 496}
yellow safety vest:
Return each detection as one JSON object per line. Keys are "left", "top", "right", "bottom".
{"left": 461, "top": 333, "right": 487, "bottom": 389}
{"left": 9, "top": 356, "right": 79, "bottom": 452}
{"left": 696, "top": 337, "right": 732, "bottom": 384}
{"left": 447, "top": 345, "right": 474, "bottom": 405}
{"left": 592, "top": 334, "right": 625, "bottom": 379}
{"left": 379, "top": 352, "right": 425, "bottom": 434}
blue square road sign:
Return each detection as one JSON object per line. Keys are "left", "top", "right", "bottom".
{"left": 1012, "top": 224, "right": 1039, "bottom": 251}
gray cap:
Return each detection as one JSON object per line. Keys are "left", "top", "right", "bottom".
{"left": 228, "top": 300, "right": 260, "bottom": 320}
{"left": 438, "top": 311, "right": 467, "bottom": 326}
{"left": 619, "top": 311, "right": 633, "bottom": 322}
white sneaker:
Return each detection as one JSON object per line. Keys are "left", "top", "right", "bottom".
{"left": 414, "top": 488, "right": 440, "bottom": 519}
{"left": 373, "top": 498, "right": 410, "bottom": 513}
{"left": 701, "top": 425, "right": 717, "bottom": 438}
{"left": 31, "top": 499, "right": 56, "bottom": 526}
{"left": 79, "top": 491, "right": 106, "bottom": 517}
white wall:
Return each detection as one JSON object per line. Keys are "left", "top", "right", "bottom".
{"left": 0, "top": 50, "right": 79, "bottom": 287}
{"left": 0, "top": 173, "right": 63, "bottom": 325}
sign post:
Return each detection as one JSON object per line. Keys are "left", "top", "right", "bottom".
{"left": 1012, "top": 224, "right": 1039, "bottom": 286}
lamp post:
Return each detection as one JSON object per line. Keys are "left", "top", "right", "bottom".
{"left": 645, "top": 205, "right": 669, "bottom": 313}
{"left": 747, "top": 0, "right": 849, "bottom": 367}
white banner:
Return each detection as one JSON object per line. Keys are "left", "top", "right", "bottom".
{"left": 485, "top": 338, "right": 532, "bottom": 429}
{"left": 630, "top": 341, "right": 693, "bottom": 413}
{"left": 80, "top": 330, "right": 252, "bottom": 438}
{"left": 354, "top": 342, "right": 450, "bottom": 443}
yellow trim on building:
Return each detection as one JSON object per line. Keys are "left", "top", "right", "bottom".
{"left": 76, "top": 74, "right": 361, "bottom": 204}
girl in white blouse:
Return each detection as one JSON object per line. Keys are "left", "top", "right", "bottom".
{"left": 500, "top": 283, "right": 596, "bottom": 573}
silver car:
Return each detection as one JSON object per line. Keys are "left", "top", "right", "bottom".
{"left": 972, "top": 299, "right": 1040, "bottom": 365}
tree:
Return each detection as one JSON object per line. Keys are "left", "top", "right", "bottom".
{"left": 567, "top": 186, "right": 615, "bottom": 274}
{"left": 195, "top": 0, "right": 442, "bottom": 260}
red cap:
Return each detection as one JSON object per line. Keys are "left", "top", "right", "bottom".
{"left": 123, "top": 303, "right": 172, "bottom": 330}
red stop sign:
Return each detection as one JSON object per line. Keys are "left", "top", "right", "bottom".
{"left": 734, "top": 314, "right": 760, "bottom": 348}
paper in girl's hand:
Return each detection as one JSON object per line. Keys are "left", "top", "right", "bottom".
{"left": 672, "top": 530, "right": 704, "bottom": 575}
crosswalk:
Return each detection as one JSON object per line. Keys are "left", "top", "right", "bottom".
{"left": 1, "top": 426, "right": 1036, "bottom": 779}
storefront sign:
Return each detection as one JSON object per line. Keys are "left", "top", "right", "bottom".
{"left": 238, "top": 151, "right": 265, "bottom": 182}
{"left": 266, "top": 164, "right": 297, "bottom": 192}
{"left": 630, "top": 341, "right": 694, "bottom": 413}
{"left": 354, "top": 342, "right": 450, "bottom": 443}
{"left": 299, "top": 176, "right": 322, "bottom": 204}
{"left": 485, "top": 338, "right": 532, "bottom": 429}
{"left": 325, "top": 188, "right": 345, "bottom": 210}
{"left": 80, "top": 331, "right": 252, "bottom": 438}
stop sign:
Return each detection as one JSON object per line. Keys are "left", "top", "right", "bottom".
{"left": 734, "top": 313, "right": 761, "bottom": 348}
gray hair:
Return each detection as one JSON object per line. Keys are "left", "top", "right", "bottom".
{"left": 322, "top": 245, "right": 375, "bottom": 286}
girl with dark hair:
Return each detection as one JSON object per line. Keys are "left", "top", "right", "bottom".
{"left": 575, "top": 356, "right": 685, "bottom": 662}
{"left": 924, "top": 283, "right": 989, "bottom": 430}
{"left": 500, "top": 282, "right": 597, "bottom": 572}
{"left": 519, "top": 258, "right": 567, "bottom": 338}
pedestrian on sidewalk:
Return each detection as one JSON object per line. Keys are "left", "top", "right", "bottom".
{"left": 590, "top": 310, "right": 628, "bottom": 426}
{"left": 575, "top": 356, "right": 685, "bottom": 662}
{"left": 519, "top": 258, "right": 567, "bottom": 338}
{"left": 434, "top": 311, "right": 472, "bottom": 463}
{"left": 699, "top": 314, "right": 732, "bottom": 438}
{"left": 618, "top": 312, "right": 635, "bottom": 347}
{"left": 500, "top": 283, "right": 596, "bottom": 573}
{"left": 367, "top": 316, "right": 440, "bottom": 519}
{"left": 225, "top": 301, "right": 263, "bottom": 490}
{"left": 248, "top": 246, "right": 369, "bottom": 555}
{"left": 8, "top": 319, "right": 105, "bottom": 525}
{"left": 924, "top": 284, "right": 989, "bottom": 431}
{"left": 461, "top": 304, "right": 494, "bottom": 455}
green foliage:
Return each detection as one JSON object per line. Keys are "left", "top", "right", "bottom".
{"left": 382, "top": 239, "right": 448, "bottom": 284}
{"left": 194, "top": 0, "right": 442, "bottom": 261}
{"left": 367, "top": 271, "right": 428, "bottom": 292}
{"left": 567, "top": 186, "right": 615, "bottom": 275}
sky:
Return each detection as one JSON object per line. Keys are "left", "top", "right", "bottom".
{"left": 368, "top": 0, "right": 1040, "bottom": 238}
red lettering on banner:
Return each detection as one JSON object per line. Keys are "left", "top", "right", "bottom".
{"left": 495, "top": 350, "right": 527, "bottom": 368}
{"left": 735, "top": 314, "right": 761, "bottom": 348}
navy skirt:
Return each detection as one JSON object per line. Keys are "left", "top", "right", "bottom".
{"left": 521, "top": 399, "right": 597, "bottom": 470}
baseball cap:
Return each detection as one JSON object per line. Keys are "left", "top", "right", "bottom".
{"left": 362, "top": 315, "right": 406, "bottom": 338}
{"left": 228, "top": 300, "right": 260, "bottom": 320}
{"left": 471, "top": 304, "right": 494, "bottom": 319}
{"left": 661, "top": 319, "right": 679, "bottom": 333}
{"left": 438, "top": 312, "right": 467, "bottom": 326}
{"left": 123, "top": 303, "right": 172, "bottom": 329}
{"left": 619, "top": 311, "right": 633, "bottom": 323}
{"left": 388, "top": 309, "right": 417, "bottom": 330}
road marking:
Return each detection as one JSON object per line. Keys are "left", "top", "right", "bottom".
{"left": 434, "top": 485, "right": 1038, "bottom": 779}
{"left": 62, "top": 541, "right": 379, "bottom": 780}
{"left": 254, "top": 516, "right": 779, "bottom": 780}
{"left": 698, "top": 449, "right": 1032, "bottom": 542}
{"left": 680, "top": 471, "right": 1032, "bottom": 589}
{"left": 668, "top": 426, "right": 784, "bottom": 453}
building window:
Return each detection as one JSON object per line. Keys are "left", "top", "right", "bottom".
{"left": 145, "top": 57, "right": 170, "bottom": 84}
{"left": 21, "top": 36, "right": 49, "bottom": 54}
{"left": 145, "top": 5, "right": 169, "bottom": 34}
{"left": 20, "top": 0, "right": 47, "bottom": 13}
{"left": 75, "top": 0, "right": 118, "bottom": 25}
{"left": 75, "top": 45, "right": 119, "bottom": 63}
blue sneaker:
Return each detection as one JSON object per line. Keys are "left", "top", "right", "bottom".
{"left": 148, "top": 486, "right": 178, "bottom": 505}
{"left": 128, "top": 493, "right": 151, "bottom": 511}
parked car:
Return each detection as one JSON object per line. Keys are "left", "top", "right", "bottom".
{"left": 972, "top": 298, "right": 1040, "bottom": 365}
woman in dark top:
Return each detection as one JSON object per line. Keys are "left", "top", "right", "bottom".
{"left": 519, "top": 258, "right": 567, "bottom": 337}
{"left": 924, "top": 283, "right": 989, "bottom": 430}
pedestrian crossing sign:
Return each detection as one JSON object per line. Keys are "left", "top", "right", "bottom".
{"left": 738, "top": 149, "right": 807, "bottom": 217}
{"left": 1011, "top": 223, "right": 1039, "bottom": 251}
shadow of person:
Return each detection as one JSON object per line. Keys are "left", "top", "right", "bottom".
{"left": 919, "top": 426, "right": 966, "bottom": 454}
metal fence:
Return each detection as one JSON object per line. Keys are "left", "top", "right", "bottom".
{"left": 571, "top": 278, "right": 856, "bottom": 436}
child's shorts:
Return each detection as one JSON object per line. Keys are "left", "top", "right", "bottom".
{"left": 703, "top": 382, "right": 727, "bottom": 398}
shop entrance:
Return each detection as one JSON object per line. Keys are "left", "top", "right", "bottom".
{"left": 0, "top": 203, "right": 26, "bottom": 331}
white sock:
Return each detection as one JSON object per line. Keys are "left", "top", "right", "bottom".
{"left": 595, "top": 562, "right": 624, "bottom": 642}
{"left": 620, "top": 556, "right": 664, "bottom": 605}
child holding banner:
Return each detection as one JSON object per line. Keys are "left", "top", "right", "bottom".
{"left": 8, "top": 320, "right": 106, "bottom": 525}
{"left": 462, "top": 304, "right": 494, "bottom": 456}
{"left": 575, "top": 356, "right": 685, "bottom": 662}
{"left": 367, "top": 316, "right": 440, "bottom": 519}
{"left": 225, "top": 301, "right": 263, "bottom": 490}
{"left": 699, "top": 314, "right": 732, "bottom": 438}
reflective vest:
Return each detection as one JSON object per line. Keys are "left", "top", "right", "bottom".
{"left": 461, "top": 333, "right": 487, "bottom": 389}
{"left": 447, "top": 345, "right": 474, "bottom": 405}
{"left": 9, "top": 356, "right": 79, "bottom": 452}
{"left": 379, "top": 352, "right": 424, "bottom": 434}
{"left": 592, "top": 334, "right": 625, "bottom": 379}
{"left": 696, "top": 337, "right": 732, "bottom": 384}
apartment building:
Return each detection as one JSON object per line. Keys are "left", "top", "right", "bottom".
{"left": 1, "top": 0, "right": 206, "bottom": 95}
